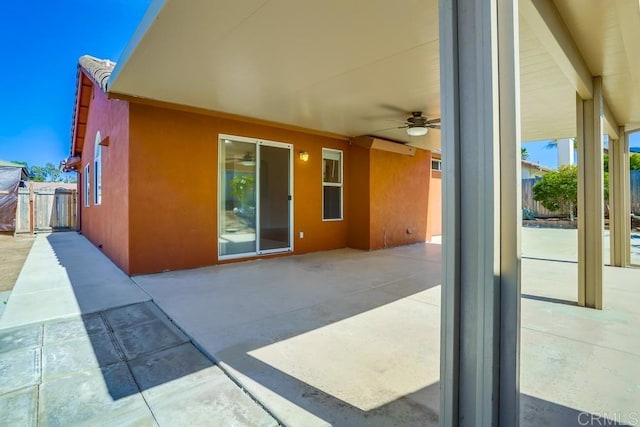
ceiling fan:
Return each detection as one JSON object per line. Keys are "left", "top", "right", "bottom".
{"left": 399, "top": 112, "right": 441, "bottom": 136}
{"left": 375, "top": 111, "right": 441, "bottom": 137}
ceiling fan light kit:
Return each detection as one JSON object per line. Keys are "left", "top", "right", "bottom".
{"left": 407, "top": 126, "right": 428, "bottom": 137}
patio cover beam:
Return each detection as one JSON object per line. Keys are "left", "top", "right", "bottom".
{"left": 520, "top": 0, "right": 593, "bottom": 100}
{"left": 603, "top": 102, "right": 620, "bottom": 141}
{"left": 576, "top": 77, "right": 604, "bottom": 309}
{"left": 439, "top": 0, "right": 521, "bottom": 424}
{"left": 609, "top": 129, "right": 631, "bottom": 267}
{"left": 522, "top": 1, "right": 622, "bottom": 146}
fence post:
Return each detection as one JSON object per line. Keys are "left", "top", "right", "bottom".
{"left": 29, "top": 182, "right": 34, "bottom": 234}
{"left": 73, "top": 190, "right": 78, "bottom": 230}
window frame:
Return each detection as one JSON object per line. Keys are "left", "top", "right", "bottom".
{"left": 94, "top": 131, "right": 102, "bottom": 205}
{"left": 431, "top": 158, "right": 442, "bottom": 172}
{"left": 83, "top": 164, "right": 90, "bottom": 207}
{"left": 322, "top": 148, "right": 343, "bottom": 221}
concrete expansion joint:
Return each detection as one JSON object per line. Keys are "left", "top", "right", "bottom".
{"left": 522, "top": 324, "right": 640, "bottom": 358}
{"left": 124, "top": 360, "right": 161, "bottom": 426}
{"left": 146, "top": 298, "right": 286, "bottom": 426}
{"left": 210, "top": 357, "right": 285, "bottom": 427}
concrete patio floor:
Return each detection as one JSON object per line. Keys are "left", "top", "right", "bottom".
{"left": 134, "top": 245, "right": 443, "bottom": 426}
{"left": 1, "top": 230, "right": 639, "bottom": 426}
{"left": 522, "top": 226, "right": 640, "bottom": 265}
{"left": 133, "top": 228, "right": 640, "bottom": 426}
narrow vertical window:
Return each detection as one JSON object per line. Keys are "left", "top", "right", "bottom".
{"left": 322, "top": 148, "right": 343, "bottom": 220}
{"left": 84, "top": 164, "right": 90, "bottom": 207}
{"left": 94, "top": 131, "right": 102, "bottom": 205}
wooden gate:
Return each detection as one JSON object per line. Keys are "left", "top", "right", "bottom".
{"left": 16, "top": 187, "right": 77, "bottom": 233}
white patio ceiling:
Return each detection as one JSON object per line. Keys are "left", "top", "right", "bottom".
{"left": 109, "top": 0, "right": 640, "bottom": 149}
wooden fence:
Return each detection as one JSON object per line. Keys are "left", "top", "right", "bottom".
{"left": 524, "top": 171, "right": 640, "bottom": 217}
{"left": 16, "top": 187, "right": 77, "bottom": 233}
{"left": 521, "top": 178, "right": 560, "bottom": 218}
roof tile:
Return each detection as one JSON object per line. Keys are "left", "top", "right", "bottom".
{"left": 78, "top": 55, "right": 116, "bottom": 92}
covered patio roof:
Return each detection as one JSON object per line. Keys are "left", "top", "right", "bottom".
{"left": 100, "top": 1, "right": 640, "bottom": 423}
{"left": 108, "top": 0, "right": 640, "bottom": 149}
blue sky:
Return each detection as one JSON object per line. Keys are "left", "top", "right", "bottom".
{"left": 522, "top": 140, "right": 570, "bottom": 169}
{"left": 0, "top": 0, "right": 151, "bottom": 167}
{"left": 524, "top": 134, "right": 640, "bottom": 169}
{"left": 0, "top": 1, "right": 638, "bottom": 170}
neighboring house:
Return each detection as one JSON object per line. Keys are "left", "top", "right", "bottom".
{"left": 521, "top": 159, "right": 552, "bottom": 179}
{"left": 65, "top": 56, "right": 440, "bottom": 275}
{"left": 0, "top": 160, "right": 29, "bottom": 232}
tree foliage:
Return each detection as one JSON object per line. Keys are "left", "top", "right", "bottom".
{"left": 604, "top": 152, "right": 640, "bottom": 172}
{"left": 532, "top": 165, "right": 578, "bottom": 216}
{"left": 11, "top": 161, "right": 76, "bottom": 183}
{"left": 533, "top": 165, "right": 610, "bottom": 218}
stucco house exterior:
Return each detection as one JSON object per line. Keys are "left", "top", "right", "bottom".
{"left": 65, "top": 56, "right": 441, "bottom": 275}
{"left": 521, "top": 159, "right": 552, "bottom": 179}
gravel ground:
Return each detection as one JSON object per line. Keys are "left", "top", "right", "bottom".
{"left": 0, "top": 233, "right": 35, "bottom": 293}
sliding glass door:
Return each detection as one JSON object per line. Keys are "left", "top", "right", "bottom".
{"left": 219, "top": 135, "right": 292, "bottom": 259}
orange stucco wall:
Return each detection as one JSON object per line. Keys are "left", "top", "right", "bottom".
{"left": 346, "top": 144, "right": 371, "bottom": 250}
{"left": 347, "top": 143, "right": 432, "bottom": 250}
{"left": 127, "top": 103, "right": 348, "bottom": 274}
{"left": 427, "top": 171, "right": 442, "bottom": 239}
{"left": 369, "top": 149, "right": 431, "bottom": 249}
{"left": 78, "top": 93, "right": 437, "bottom": 274}
{"left": 79, "top": 83, "right": 130, "bottom": 271}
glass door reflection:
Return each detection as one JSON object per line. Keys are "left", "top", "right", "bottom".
{"left": 219, "top": 139, "right": 257, "bottom": 257}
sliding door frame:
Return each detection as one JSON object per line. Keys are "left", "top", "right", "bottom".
{"left": 218, "top": 134, "right": 294, "bottom": 261}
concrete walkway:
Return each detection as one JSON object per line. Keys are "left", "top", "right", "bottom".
{"left": 0, "top": 233, "right": 277, "bottom": 426}
{"left": 0, "top": 233, "right": 150, "bottom": 329}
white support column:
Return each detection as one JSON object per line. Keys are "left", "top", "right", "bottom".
{"left": 623, "top": 131, "right": 632, "bottom": 266}
{"left": 609, "top": 128, "right": 631, "bottom": 267}
{"left": 576, "top": 77, "right": 604, "bottom": 309}
{"left": 439, "top": 0, "right": 521, "bottom": 424}
{"left": 557, "top": 138, "right": 574, "bottom": 166}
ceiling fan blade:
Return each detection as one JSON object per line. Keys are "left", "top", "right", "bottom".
{"left": 426, "top": 118, "right": 441, "bottom": 125}
{"left": 378, "top": 104, "right": 410, "bottom": 114}
{"left": 371, "top": 125, "right": 408, "bottom": 133}
{"left": 427, "top": 124, "right": 441, "bottom": 130}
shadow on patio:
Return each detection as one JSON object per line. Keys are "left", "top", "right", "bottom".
{"left": 0, "top": 232, "right": 276, "bottom": 425}
{"left": 133, "top": 233, "right": 640, "bottom": 426}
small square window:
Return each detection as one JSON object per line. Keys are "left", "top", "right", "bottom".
{"left": 432, "top": 159, "right": 442, "bottom": 171}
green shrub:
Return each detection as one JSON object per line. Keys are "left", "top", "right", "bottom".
{"left": 532, "top": 165, "right": 578, "bottom": 217}
{"left": 532, "top": 165, "right": 609, "bottom": 219}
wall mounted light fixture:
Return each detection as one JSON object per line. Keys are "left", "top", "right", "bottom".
{"left": 299, "top": 151, "right": 309, "bottom": 162}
